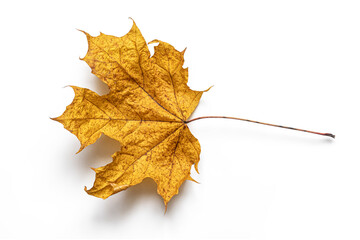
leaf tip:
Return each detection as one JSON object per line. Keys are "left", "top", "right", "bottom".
{"left": 77, "top": 29, "right": 90, "bottom": 39}
{"left": 194, "top": 163, "right": 200, "bottom": 174}
{"left": 77, "top": 28, "right": 88, "bottom": 35}
{"left": 187, "top": 175, "right": 199, "bottom": 184}
{"left": 204, "top": 85, "right": 214, "bottom": 92}
{"left": 148, "top": 39, "right": 160, "bottom": 45}
{"left": 128, "top": 17, "right": 135, "bottom": 24}
{"left": 76, "top": 145, "right": 85, "bottom": 154}
{"left": 84, "top": 186, "right": 110, "bottom": 199}
{"left": 164, "top": 202, "right": 168, "bottom": 214}
{"left": 181, "top": 47, "right": 187, "bottom": 54}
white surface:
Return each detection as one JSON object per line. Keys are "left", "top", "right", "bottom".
{"left": 1, "top": 0, "right": 359, "bottom": 239}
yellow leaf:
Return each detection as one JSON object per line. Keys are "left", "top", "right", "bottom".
{"left": 53, "top": 20, "right": 207, "bottom": 208}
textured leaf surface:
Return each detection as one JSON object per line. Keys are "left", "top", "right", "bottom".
{"left": 53, "top": 20, "right": 207, "bottom": 207}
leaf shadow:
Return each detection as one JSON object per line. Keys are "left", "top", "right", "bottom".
{"left": 77, "top": 74, "right": 110, "bottom": 95}
{"left": 92, "top": 178, "right": 191, "bottom": 222}
{"left": 76, "top": 134, "right": 120, "bottom": 171}
{"left": 93, "top": 178, "right": 162, "bottom": 222}
{"left": 88, "top": 75, "right": 110, "bottom": 96}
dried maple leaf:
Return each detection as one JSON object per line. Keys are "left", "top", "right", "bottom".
{"left": 53, "top": 19, "right": 208, "bottom": 207}
{"left": 53, "top": 19, "right": 335, "bottom": 209}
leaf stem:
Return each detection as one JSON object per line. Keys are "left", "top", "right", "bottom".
{"left": 185, "top": 116, "right": 335, "bottom": 138}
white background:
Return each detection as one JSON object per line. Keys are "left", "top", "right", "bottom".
{"left": 1, "top": 0, "right": 359, "bottom": 239}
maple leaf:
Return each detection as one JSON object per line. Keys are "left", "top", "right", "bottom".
{"left": 52, "top": 19, "right": 208, "bottom": 207}
{"left": 53, "top": 19, "right": 335, "bottom": 210}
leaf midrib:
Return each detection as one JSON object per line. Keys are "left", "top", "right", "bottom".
{"left": 58, "top": 117, "right": 182, "bottom": 123}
